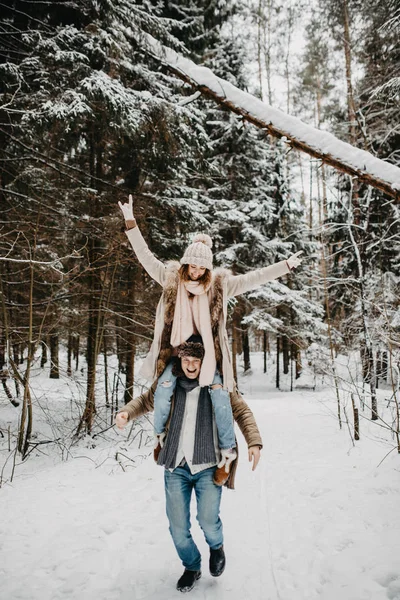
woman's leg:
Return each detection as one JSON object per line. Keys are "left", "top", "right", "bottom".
{"left": 209, "top": 372, "right": 236, "bottom": 450}
{"left": 153, "top": 360, "right": 177, "bottom": 434}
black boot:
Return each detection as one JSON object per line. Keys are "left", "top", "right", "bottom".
{"left": 209, "top": 545, "right": 226, "bottom": 577}
{"left": 176, "top": 569, "right": 201, "bottom": 592}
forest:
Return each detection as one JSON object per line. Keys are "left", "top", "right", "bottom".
{"left": 0, "top": 0, "right": 399, "bottom": 460}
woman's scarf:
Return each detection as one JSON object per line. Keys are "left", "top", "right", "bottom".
{"left": 170, "top": 279, "right": 216, "bottom": 386}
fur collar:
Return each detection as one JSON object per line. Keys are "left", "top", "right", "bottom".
{"left": 162, "top": 263, "right": 230, "bottom": 330}
{"left": 157, "top": 263, "right": 229, "bottom": 377}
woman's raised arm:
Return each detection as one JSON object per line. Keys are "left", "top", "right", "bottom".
{"left": 226, "top": 251, "right": 303, "bottom": 297}
{"left": 118, "top": 195, "right": 166, "bottom": 287}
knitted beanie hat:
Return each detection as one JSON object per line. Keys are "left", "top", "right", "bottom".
{"left": 180, "top": 234, "right": 213, "bottom": 271}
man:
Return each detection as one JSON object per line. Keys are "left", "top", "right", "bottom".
{"left": 116, "top": 338, "right": 262, "bottom": 593}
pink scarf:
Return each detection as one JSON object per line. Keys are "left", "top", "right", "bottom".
{"left": 170, "top": 280, "right": 216, "bottom": 387}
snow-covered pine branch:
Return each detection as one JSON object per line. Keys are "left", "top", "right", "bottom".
{"left": 143, "top": 34, "right": 400, "bottom": 201}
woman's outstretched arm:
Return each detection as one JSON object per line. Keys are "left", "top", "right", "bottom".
{"left": 226, "top": 251, "right": 303, "bottom": 297}
{"left": 118, "top": 195, "right": 166, "bottom": 286}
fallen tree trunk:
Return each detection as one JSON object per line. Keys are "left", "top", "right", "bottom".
{"left": 146, "top": 36, "right": 400, "bottom": 201}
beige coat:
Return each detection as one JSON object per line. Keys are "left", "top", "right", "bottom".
{"left": 125, "top": 225, "right": 290, "bottom": 391}
{"left": 120, "top": 382, "right": 263, "bottom": 489}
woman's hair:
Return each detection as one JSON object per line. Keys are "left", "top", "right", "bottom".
{"left": 179, "top": 264, "right": 212, "bottom": 288}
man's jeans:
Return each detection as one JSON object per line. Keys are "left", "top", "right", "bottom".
{"left": 154, "top": 361, "right": 236, "bottom": 449}
{"left": 164, "top": 463, "right": 223, "bottom": 571}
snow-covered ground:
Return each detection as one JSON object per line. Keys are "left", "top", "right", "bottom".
{"left": 1, "top": 352, "right": 399, "bottom": 600}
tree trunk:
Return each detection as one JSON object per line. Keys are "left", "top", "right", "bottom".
{"left": 11, "top": 345, "right": 20, "bottom": 398}
{"left": 295, "top": 346, "right": 302, "bottom": 379}
{"left": 263, "top": 0, "right": 273, "bottom": 106}
{"left": 115, "top": 314, "right": 125, "bottom": 375}
{"left": 67, "top": 333, "right": 73, "bottom": 376}
{"left": 78, "top": 134, "right": 105, "bottom": 435}
{"left": 242, "top": 326, "right": 251, "bottom": 372}
{"left": 282, "top": 335, "right": 289, "bottom": 375}
{"left": 124, "top": 269, "right": 136, "bottom": 403}
{"left": 257, "top": 0, "right": 264, "bottom": 101}
{"left": 290, "top": 343, "right": 294, "bottom": 392}
{"left": 342, "top": 0, "right": 363, "bottom": 226}
{"left": 370, "top": 348, "right": 378, "bottom": 421}
{"left": 1, "top": 370, "right": 19, "bottom": 407}
{"left": 0, "top": 320, "right": 19, "bottom": 406}
{"left": 387, "top": 343, "right": 400, "bottom": 453}
{"left": 81, "top": 264, "right": 101, "bottom": 433}
{"left": 351, "top": 394, "right": 360, "bottom": 440}
{"left": 124, "top": 339, "right": 135, "bottom": 404}
{"left": 18, "top": 261, "right": 35, "bottom": 457}
{"left": 316, "top": 132, "right": 343, "bottom": 428}
{"left": 375, "top": 348, "right": 381, "bottom": 388}
{"left": 276, "top": 335, "right": 280, "bottom": 389}
{"left": 49, "top": 334, "right": 59, "bottom": 379}
{"left": 347, "top": 211, "right": 378, "bottom": 421}
{"left": 104, "top": 334, "right": 109, "bottom": 408}
{"left": 343, "top": 0, "right": 357, "bottom": 145}
{"left": 382, "top": 350, "right": 388, "bottom": 382}
{"left": 360, "top": 343, "right": 370, "bottom": 383}
{"left": 40, "top": 340, "right": 47, "bottom": 368}
{"left": 263, "top": 330, "right": 268, "bottom": 373}
{"left": 74, "top": 335, "right": 80, "bottom": 371}
{"left": 232, "top": 320, "right": 238, "bottom": 383}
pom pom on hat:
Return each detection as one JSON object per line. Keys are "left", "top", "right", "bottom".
{"left": 180, "top": 232, "right": 213, "bottom": 270}
{"left": 192, "top": 233, "right": 213, "bottom": 248}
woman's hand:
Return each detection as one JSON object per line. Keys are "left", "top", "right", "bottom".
{"left": 286, "top": 250, "right": 303, "bottom": 271}
{"left": 118, "top": 194, "right": 135, "bottom": 223}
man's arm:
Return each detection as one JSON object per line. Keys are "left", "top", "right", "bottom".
{"left": 116, "top": 382, "right": 156, "bottom": 423}
{"left": 230, "top": 386, "right": 263, "bottom": 448}
{"left": 230, "top": 388, "right": 262, "bottom": 471}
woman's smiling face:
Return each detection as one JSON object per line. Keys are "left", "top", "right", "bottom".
{"left": 188, "top": 264, "right": 206, "bottom": 281}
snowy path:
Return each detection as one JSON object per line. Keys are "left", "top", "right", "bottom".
{"left": 1, "top": 386, "right": 400, "bottom": 600}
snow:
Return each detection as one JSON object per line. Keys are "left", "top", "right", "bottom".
{"left": 1, "top": 353, "right": 400, "bottom": 600}
{"left": 145, "top": 35, "right": 400, "bottom": 195}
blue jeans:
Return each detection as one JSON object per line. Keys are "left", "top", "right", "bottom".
{"left": 153, "top": 361, "right": 236, "bottom": 449}
{"left": 164, "top": 463, "right": 223, "bottom": 571}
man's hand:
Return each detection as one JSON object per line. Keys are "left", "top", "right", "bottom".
{"left": 115, "top": 411, "right": 129, "bottom": 430}
{"left": 286, "top": 250, "right": 303, "bottom": 270}
{"left": 118, "top": 194, "right": 135, "bottom": 222}
{"left": 248, "top": 446, "right": 261, "bottom": 471}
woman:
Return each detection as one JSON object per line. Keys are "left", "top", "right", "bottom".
{"left": 117, "top": 195, "right": 302, "bottom": 480}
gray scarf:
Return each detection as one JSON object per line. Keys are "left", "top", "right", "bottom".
{"left": 157, "top": 376, "right": 216, "bottom": 469}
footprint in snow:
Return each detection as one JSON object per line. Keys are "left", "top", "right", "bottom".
{"left": 375, "top": 572, "right": 400, "bottom": 600}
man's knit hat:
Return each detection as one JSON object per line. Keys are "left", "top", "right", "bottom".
{"left": 180, "top": 234, "right": 213, "bottom": 271}
{"left": 177, "top": 335, "right": 205, "bottom": 361}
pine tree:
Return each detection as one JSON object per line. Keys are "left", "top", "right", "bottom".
{"left": 0, "top": 0, "right": 215, "bottom": 435}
